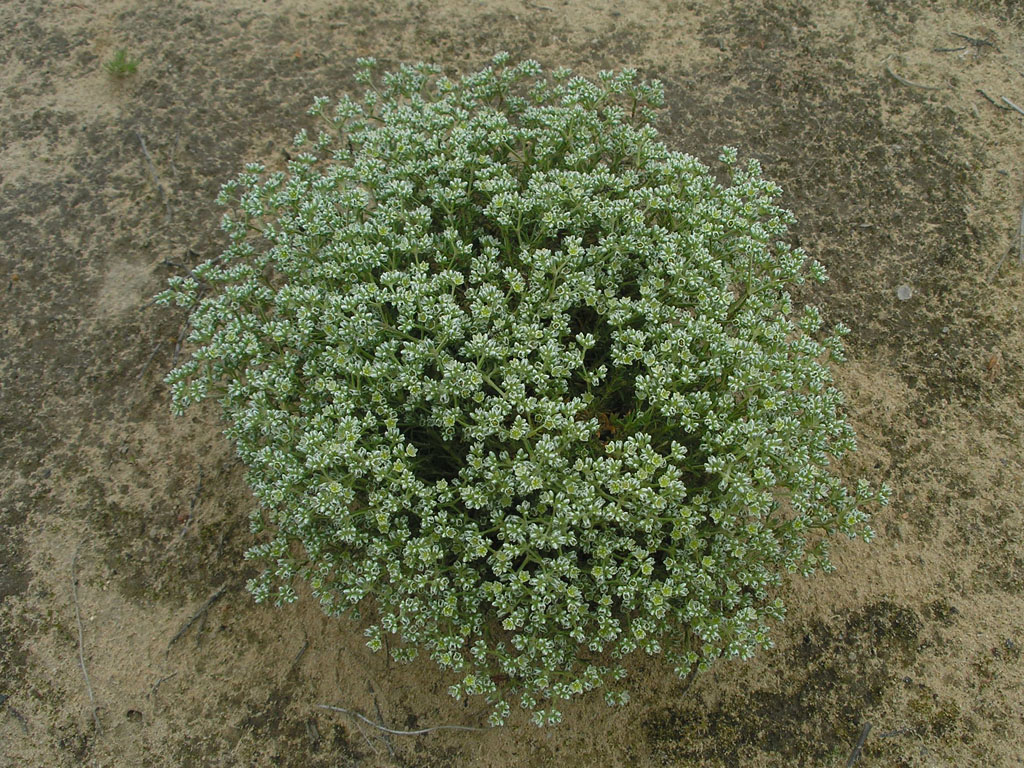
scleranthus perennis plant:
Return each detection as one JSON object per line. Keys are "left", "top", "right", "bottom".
{"left": 158, "top": 53, "right": 887, "bottom": 727}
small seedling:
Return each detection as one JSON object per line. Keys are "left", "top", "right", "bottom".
{"left": 104, "top": 49, "right": 139, "bottom": 77}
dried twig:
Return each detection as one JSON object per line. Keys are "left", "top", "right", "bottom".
{"left": 149, "top": 672, "right": 178, "bottom": 700}
{"left": 171, "top": 324, "right": 189, "bottom": 366}
{"left": 373, "top": 695, "right": 397, "bottom": 758}
{"left": 845, "top": 722, "right": 872, "bottom": 767}
{"left": 991, "top": 201, "right": 1024, "bottom": 280}
{"left": 305, "top": 718, "right": 321, "bottom": 746}
{"left": 290, "top": 638, "right": 309, "bottom": 670}
{"left": 988, "top": 248, "right": 1014, "bottom": 281}
{"left": 169, "top": 129, "right": 181, "bottom": 180}
{"left": 952, "top": 32, "right": 996, "bottom": 50}
{"left": 977, "top": 89, "right": 1013, "bottom": 110}
{"left": 885, "top": 62, "right": 943, "bottom": 91}
{"left": 1000, "top": 97, "right": 1024, "bottom": 117}
{"left": 315, "top": 704, "right": 489, "bottom": 736}
{"left": 170, "top": 286, "right": 206, "bottom": 366}
{"left": 4, "top": 702, "right": 29, "bottom": 733}
{"left": 136, "top": 341, "right": 164, "bottom": 382}
{"left": 676, "top": 661, "right": 701, "bottom": 698}
{"left": 933, "top": 46, "right": 968, "bottom": 53}
{"left": 179, "top": 467, "right": 204, "bottom": 537}
{"left": 352, "top": 717, "right": 380, "bottom": 756}
{"left": 193, "top": 609, "right": 209, "bottom": 647}
{"left": 72, "top": 541, "right": 102, "bottom": 735}
{"left": 1017, "top": 201, "right": 1024, "bottom": 265}
{"left": 166, "top": 584, "right": 227, "bottom": 652}
{"left": 126, "top": 339, "right": 166, "bottom": 411}
{"left": 1, "top": 695, "right": 28, "bottom": 733}
{"left": 135, "top": 129, "right": 170, "bottom": 219}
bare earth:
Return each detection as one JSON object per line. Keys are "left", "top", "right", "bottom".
{"left": 1, "top": 1, "right": 1022, "bottom": 766}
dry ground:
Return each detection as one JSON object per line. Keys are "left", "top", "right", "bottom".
{"left": 1, "top": 1, "right": 1023, "bottom": 766}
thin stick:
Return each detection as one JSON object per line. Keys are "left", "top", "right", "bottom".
{"left": 170, "top": 287, "right": 206, "bottom": 366}
{"left": 193, "top": 609, "right": 208, "bottom": 647}
{"left": 72, "top": 541, "right": 102, "bottom": 735}
{"left": 305, "top": 718, "right": 321, "bottom": 745}
{"left": 1017, "top": 200, "right": 1024, "bottom": 265}
{"left": 315, "top": 704, "right": 489, "bottom": 735}
{"left": 885, "top": 63, "right": 943, "bottom": 91}
{"left": 6, "top": 705, "right": 29, "bottom": 733}
{"left": 677, "top": 661, "right": 701, "bottom": 697}
{"left": 136, "top": 341, "right": 164, "bottom": 381}
{"left": 1001, "top": 97, "right": 1024, "bottom": 117}
{"left": 998, "top": 201, "right": 1024, "bottom": 278}
{"left": 845, "top": 722, "right": 872, "bottom": 767}
{"left": 291, "top": 638, "right": 309, "bottom": 668}
{"left": 180, "top": 467, "right": 204, "bottom": 538}
{"left": 149, "top": 672, "right": 178, "bottom": 700}
{"left": 989, "top": 248, "right": 1013, "bottom": 281}
{"left": 135, "top": 129, "right": 170, "bottom": 218}
{"left": 169, "top": 129, "right": 181, "bottom": 180}
{"left": 373, "top": 695, "right": 397, "bottom": 758}
{"left": 952, "top": 32, "right": 996, "bottom": 49}
{"left": 352, "top": 717, "right": 380, "bottom": 756}
{"left": 166, "top": 585, "right": 227, "bottom": 652}
{"left": 171, "top": 321, "right": 189, "bottom": 366}
{"left": 977, "top": 89, "right": 1013, "bottom": 110}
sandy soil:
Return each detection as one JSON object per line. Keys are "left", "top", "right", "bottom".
{"left": 1, "top": 1, "right": 1023, "bottom": 766}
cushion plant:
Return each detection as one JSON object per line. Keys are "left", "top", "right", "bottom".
{"left": 159, "top": 53, "right": 886, "bottom": 726}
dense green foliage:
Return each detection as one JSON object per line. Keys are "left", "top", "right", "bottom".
{"left": 159, "top": 53, "right": 885, "bottom": 726}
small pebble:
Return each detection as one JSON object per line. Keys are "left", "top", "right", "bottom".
{"left": 897, "top": 284, "right": 913, "bottom": 301}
